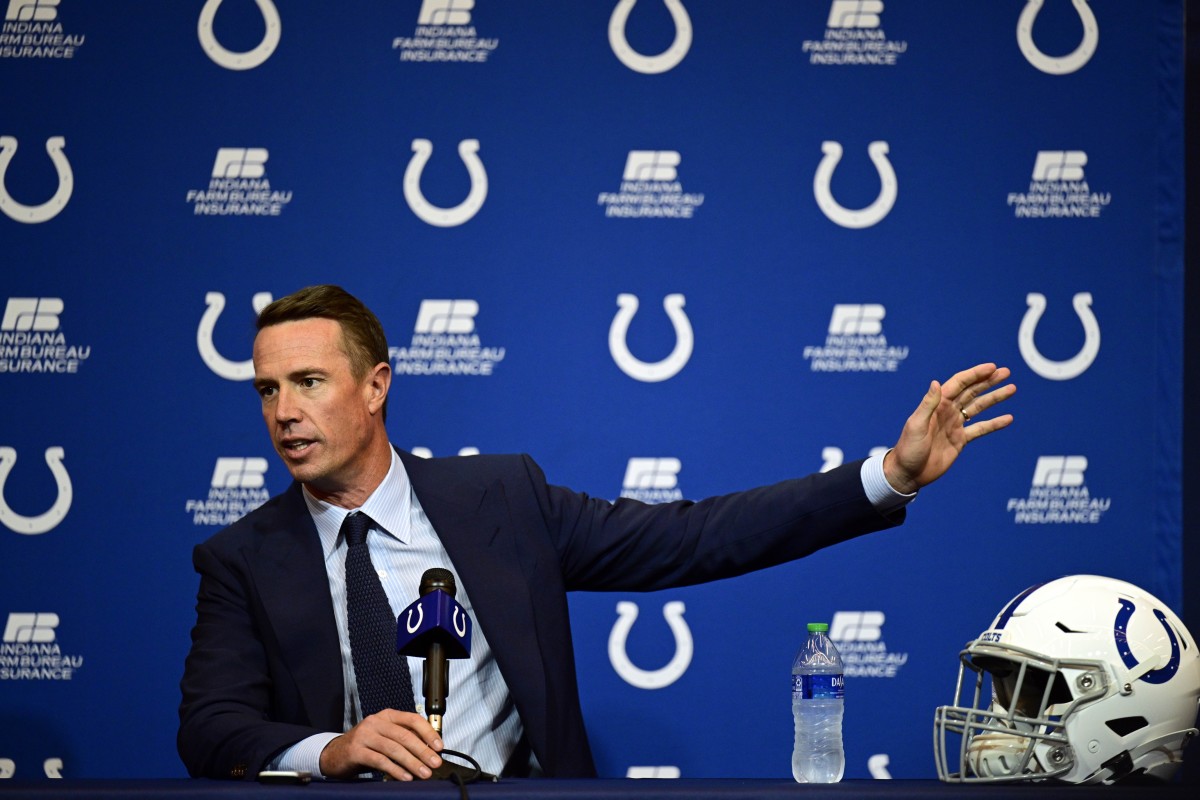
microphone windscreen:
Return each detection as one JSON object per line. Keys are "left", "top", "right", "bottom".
{"left": 420, "top": 567, "right": 456, "bottom": 597}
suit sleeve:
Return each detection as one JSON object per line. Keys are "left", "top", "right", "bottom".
{"left": 177, "top": 539, "right": 322, "bottom": 780}
{"left": 522, "top": 456, "right": 904, "bottom": 592}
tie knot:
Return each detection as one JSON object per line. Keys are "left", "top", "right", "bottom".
{"left": 342, "top": 511, "right": 373, "bottom": 547}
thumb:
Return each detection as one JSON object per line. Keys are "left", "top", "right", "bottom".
{"left": 915, "top": 380, "right": 941, "bottom": 424}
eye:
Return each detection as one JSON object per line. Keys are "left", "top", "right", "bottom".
{"left": 257, "top": 385, "right": 277, "bottom": 399}
{"left": 300, "top": 377, "right": 321, "bottom": 389}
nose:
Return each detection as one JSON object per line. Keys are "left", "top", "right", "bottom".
{"left": 273, "top": 385, "right": 302, "bottom": 425}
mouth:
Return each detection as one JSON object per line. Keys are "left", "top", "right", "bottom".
{"left": 279, "top": 438, "right": 317, "bottom": 456}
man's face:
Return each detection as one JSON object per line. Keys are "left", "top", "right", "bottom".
{"left": 252, "top": 317, "right": 383, "bottom": 499}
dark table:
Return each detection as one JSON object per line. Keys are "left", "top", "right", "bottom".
{"left": 0, "top": 779, "right": 1195, "bottom": 800}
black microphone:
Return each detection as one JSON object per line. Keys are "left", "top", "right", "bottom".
{"left": 396, "top": 569, "right": 496, "bottom": 784}
{"left": 419, "top": 568, "right": 454, "bottom": 731}
{"left": 396, "top": 567, "right": 472, "bottom": 736}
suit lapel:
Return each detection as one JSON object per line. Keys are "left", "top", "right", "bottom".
{"left": 398, "top": 451, "right": 550, "bottom": 753}
{"left": 245, "top": 484, "right": 345, "bottom": 730}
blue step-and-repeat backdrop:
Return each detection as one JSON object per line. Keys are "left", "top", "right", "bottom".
{"left": 0, "top": 0, "right": 1185, "bottom": 783}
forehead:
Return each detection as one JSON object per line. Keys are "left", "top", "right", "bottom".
{"left": 253, "top": 318, "right": 350, "bottom": 373}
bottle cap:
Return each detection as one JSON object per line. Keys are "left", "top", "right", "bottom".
{"left": 806, "top": 622, "right": 829, "bottom": 632}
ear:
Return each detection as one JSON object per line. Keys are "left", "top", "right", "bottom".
{"left": 364, "top": 361, "right": 391, "bottom": 416}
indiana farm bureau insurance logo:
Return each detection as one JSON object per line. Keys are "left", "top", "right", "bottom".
{"left": 802, "top": 304, "right": 908, "bottom": 372}
{"left": 1, "top": 0, "right": 87, "bottom": 60}
{"left": 186, "top": 148, "right": 293, "bottom": 217}
{"left": 184, "top": 457, "right": 271, "bottom": 527}
{"left": 0, "top": 297, "right": 91, "bottom": 374}
{"left": 1, "top": 613, "right": 83, "bottom": 681}
{"left": 598, "top": 151, "right": 704, "bottom": 219}
{"left": 390, "top": 300, "right": 506, "bottom": 376}
{"left": 802, "top": 1, "right": 908, "bottom": 66}
{"left": 392, "top": 0, "right": 499, "bottom": 63}
{"left": 1007, "top": 456, "right": 1111, "bottom": 524}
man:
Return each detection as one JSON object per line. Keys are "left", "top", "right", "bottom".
{"left": 178, "top": 285, "right": 1015, "bottom": 782}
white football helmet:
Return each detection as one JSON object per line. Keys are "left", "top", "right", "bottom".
{"left": 934, "top": 575, "right": 1200, "bottom": 784}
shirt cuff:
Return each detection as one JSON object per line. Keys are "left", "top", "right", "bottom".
{"left": 861, "top": 451, "right": 915, "bottom": 516}
{"left": 269, "top": 732, "right": 341, "bottom": 778}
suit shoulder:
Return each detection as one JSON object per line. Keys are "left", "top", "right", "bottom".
{"left": 194, "top": 483, "right": 302, "bottom": 552}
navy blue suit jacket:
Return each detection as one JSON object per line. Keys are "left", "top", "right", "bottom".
{"left": 177, "top": 450, "right": 902, "bottom": 779}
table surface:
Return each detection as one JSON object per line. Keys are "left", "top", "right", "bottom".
{"left": 0, "top": 778, "right": 1195, "bottom": 800}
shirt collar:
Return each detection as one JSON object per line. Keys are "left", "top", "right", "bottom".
{"left": 303, "top": 448, "right": 414, "bottom": 560}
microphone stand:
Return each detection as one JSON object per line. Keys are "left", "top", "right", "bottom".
{"left": 424, "top": 646, "right": 498, "bottom": 784}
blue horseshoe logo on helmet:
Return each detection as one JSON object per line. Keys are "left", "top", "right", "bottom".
{"left": 1114, "top": 599, "right": 1180, "bottom": 685}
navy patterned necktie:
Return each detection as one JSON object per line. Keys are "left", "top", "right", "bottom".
{"left": 343, "top": 511, "right": 416, "bottom": 717}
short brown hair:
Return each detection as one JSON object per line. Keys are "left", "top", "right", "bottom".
{"left": 256, "top": 285, "right": 391, "bottom": 417}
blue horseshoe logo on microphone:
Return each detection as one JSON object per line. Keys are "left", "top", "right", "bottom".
{"left": 405, "top": 604, "right": 425, "bottom": 634}
{"left": 1114, "top": 599, "right": 1180, "bottom": 685}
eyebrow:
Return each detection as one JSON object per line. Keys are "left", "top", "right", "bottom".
{"left": 254, "top": 367, "right": 328, "bottom": 389}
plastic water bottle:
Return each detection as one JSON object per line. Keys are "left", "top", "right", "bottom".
{"left": 791, "top": 621, "right": 845, "bottom": 783}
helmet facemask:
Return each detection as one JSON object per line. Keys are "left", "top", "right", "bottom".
{"left": 935, "top": 642, "right": 1109, "bottom": 782}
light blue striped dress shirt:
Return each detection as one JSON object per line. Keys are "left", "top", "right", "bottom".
{"left": 272, "top": 448, "right": 524, "bottom": 777}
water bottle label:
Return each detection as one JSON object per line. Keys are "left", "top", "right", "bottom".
{"left": 792, "top": 673, "right": 844, "bottom": 700}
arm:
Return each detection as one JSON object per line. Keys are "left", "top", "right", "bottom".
{"left": 529, "top": 363, "right": 1014, "bottom": 593}
{"left": 177, "top": 540, "right": 319, "bottom": 779}
{"left": 540, "top": 457, "right": 901, "bottom": 593}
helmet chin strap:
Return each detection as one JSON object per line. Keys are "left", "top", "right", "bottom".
{"left": 967, "top": 732, "right": 1042, "bottom": 779}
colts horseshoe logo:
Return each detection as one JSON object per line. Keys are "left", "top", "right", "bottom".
{"left": 1017, "top": 0, "right": 1098, "bottom": 75}
{"left": 0, "top": 446, "right": 72, "bottom": 535}
{"left": 608, "top": 600, "right": 693, "bottom": 689}
{"left": 1114, "top": 599, "right": 1181, "bottom": 685}
{"left": 406, "top": 605, "right": 425, "bottom": 634}
{"left": 813, "top": 141, "right": 897, "bottom": 229}
{"left": 1018, "top": 292, "right": 1099, "bottom": 381}
{"left": 0, "top": 136, "right": 73, "bottom": 224}
{"left": 198, "top": 0, "right": 281, "bottom": 71}
{"left": 609, "top": 293, "right": 693, "bottom": 382}
{"left": 608, "top": 0, "right": 693, "bottom": 75}
{"left": 197, "top": 291, "right": 274, "bottom": 381}
{"left": 404, "top": 139, "right": 488, "bottom": 228}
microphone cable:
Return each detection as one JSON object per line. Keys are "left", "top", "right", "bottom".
{"left": 433, "top": 748, "right": 492, "bottom": 800}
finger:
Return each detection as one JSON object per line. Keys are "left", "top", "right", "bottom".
{"left": 357, "top": 733, "right": 433, "bottom": 782}
{"left": 376, "top": 713, "right": 443, "bottom": 775}
{"left": 949, "top": 366, "right": 1013, "bottom": 413}
{"left": 964, "top": 382, "right": 1016, "bottom": 418}
{"left": 913, "top": 380, "right": 941, "bottom": 427}
{"left": 319, "top": 731, "right": 422, "bottom": 782}
{"left": 964, "top": 413, "right": 1014, "bottom": 443}
{"left": 952, "top": 366, "right": 1013, "bottom": 416}
{"left": 380, "top": 710, "right": 444, "bottom": 754}
{"left": 941, "top": 363, "right": 997, "bottom": 398}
